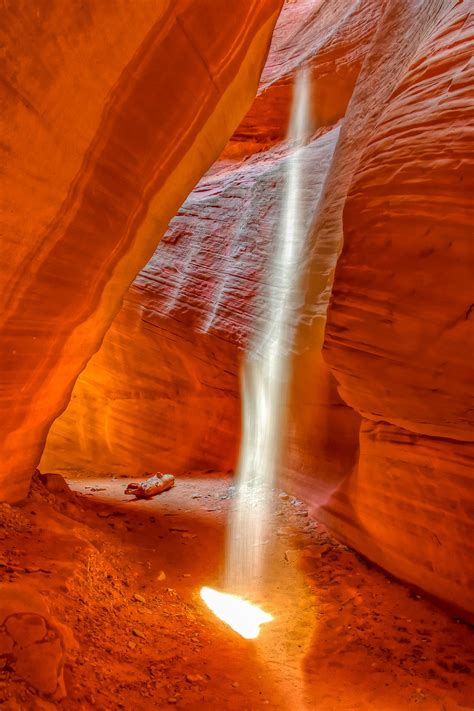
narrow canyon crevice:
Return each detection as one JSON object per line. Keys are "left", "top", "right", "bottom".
{"left": 1, "top": 1, "right": 473, "bottom": 709}
{"left": 40, "top": 0, "right": 474, "bottom": 619}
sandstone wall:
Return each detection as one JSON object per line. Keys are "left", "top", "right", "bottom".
{"left": 320, "top": 0, "right": 474, "bottom": 616}
{"left": 42, "top": 0, "right": 379, "bottom": 480}
{"left": 0, "top": 0, "right": 282, "bottom": 501}
{"left": 38, "top": 0, "right": 473, "bottom": 617}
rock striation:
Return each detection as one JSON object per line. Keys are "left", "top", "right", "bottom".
{"left": 320, "top": 0, "right": 474, "bottom": 616}
{"left": 5, "top": 0, "right": 474, "bottom": 618}
{"left": 0, "top": 0, "right": 282, "bottom": 501}
{"left": 42, "top": 0, "right": 380, "bottom": 479}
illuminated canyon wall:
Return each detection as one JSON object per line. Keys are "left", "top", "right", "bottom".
{"left": 320, "top": 0, "right": 474, "bottom": 615}
{"left": 7, "top": 0, "right": 473, "bottom": 617}
{"left": 288, "top": 0, "right": 474, "bottom": 617}
{"left": 42, "top": 0, "right": 382, "bottom": 478}
{"left": 0, "top": 0, "right": 283, "bottom": 502}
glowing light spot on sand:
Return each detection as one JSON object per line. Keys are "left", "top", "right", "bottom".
{"left": 200, "top": 587, "right": 273, "bottom": 640}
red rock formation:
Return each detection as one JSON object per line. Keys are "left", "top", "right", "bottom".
{"left": 226, "top": 0, "right": 381, "bottom": 157}
{"left": 42, "top": 129, "right": 342, "bottom": 477}
{"left": 0, "top": 0, "right": 282, "bottom": 502}
{"left": 0, "top": 583, "right": 68, "bottom": 698}
{"left": 328, "top": 423, "right": 474, "bottom": 612}
{"left": 319, "top": 0, "right": 474, "bottom": 616}
{"left": 42, "top": 0, "right": 381, "bottom": 479}
{"left": 326, "top": 5, "right": 474, "bottom": 439}
{"left": 23, "top": 0, "right": 474, "bottom": 618}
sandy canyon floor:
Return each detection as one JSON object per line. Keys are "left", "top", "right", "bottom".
{"left": 0, "top": 473, "right": 473, "bottom": 710}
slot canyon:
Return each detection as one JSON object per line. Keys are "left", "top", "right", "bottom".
{"left": 0, "top": 0, "right": 473, "bottom": 708}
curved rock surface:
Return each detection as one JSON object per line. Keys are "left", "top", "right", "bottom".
{"left": 42, "top": 127, "right": 342, "bottom": 477}
{"left": 223, "top": 0, "right": 382, "bottom": 157}
{"left": 0, "top": 0, "right": 282, "bottom": 502}
{"left": 325, "top": 2, "right": 474, "bottom": 441}
{"left": 42, "top": 0, "right": 379, "bottom": 479}
{"left": 319, "top": 0, "right": 474, "bottom": 615}
{"left": 13, "top": 0, "right": 474, "bottom": 618}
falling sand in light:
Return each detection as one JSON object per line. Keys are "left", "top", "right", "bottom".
{"left": 201, "top": 68, "right": 312, "bottom": 638}
{"left": 225, "top": 67, "right": 312, "bottom": 593}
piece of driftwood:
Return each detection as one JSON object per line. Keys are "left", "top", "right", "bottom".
{"left": 124, "top": 473, "right": 175, "bottom": 499}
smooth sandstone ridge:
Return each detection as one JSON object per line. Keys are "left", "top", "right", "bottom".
{"left": 0, "top": 0, "right": 283, "bottom": 502}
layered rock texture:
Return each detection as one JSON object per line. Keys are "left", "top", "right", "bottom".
{"left": 0, "top": 0, "right": 283, "bottom": 502}
{"left": 321, "top": 0, "right": 474, "bottom": 616}
{"left": 4, "top": 0, "right": 473, "bottom": 618}
{"left": 42, "top": 0, "right": 382, "bottom": 478}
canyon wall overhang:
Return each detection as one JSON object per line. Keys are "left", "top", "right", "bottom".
{"left": 0, "top": 0, "right": 283, "bottom": 502}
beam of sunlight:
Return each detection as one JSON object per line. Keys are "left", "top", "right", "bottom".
{"left": 200, "top": 587, "right": 273, "bottom": 639}
{"left": 226, "top": 67, "right": 312, "bottom": 591}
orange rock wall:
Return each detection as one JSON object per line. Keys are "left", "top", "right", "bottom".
{"left": 319, "top": 0, "right": 474, "bottom": 616}
{"left": 42, "top": 0, "right": 379, "bottom": 479}
{"left": 0, "top": 0, "right": 282, "bottom": 501}
{"left": 326, "top": 4, "right": 474, "bottom": 440}
{"left": 42, "top": 126, "right": 342, "bottom": 476}
{"left": 32, "top": 0, "right": 474, "bottom": 617}
{"left": 223, "top": 0, "right": 379, "bottom": 156}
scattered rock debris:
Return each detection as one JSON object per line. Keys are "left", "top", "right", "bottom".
{"left": 37, "top": 472, "right": 71, "bottom": 495}
{"left": 0, "top": 473, "right": 472, "bottom": 710}
{"left": 186, "top": 673, "right": 205, "bottom": 683}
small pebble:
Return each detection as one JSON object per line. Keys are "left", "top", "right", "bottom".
{"left": 133, "top": 593, "right": 146, "bottom": 603}
{"left": 186, "top": 674, "right": 204, "bottom": 683}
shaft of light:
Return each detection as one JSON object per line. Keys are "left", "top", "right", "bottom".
{"left": 226, "top": 68, "right": 312, "bottom": 590}
{"left": 200, "top": 587, "right": 273, "bottom": 639}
